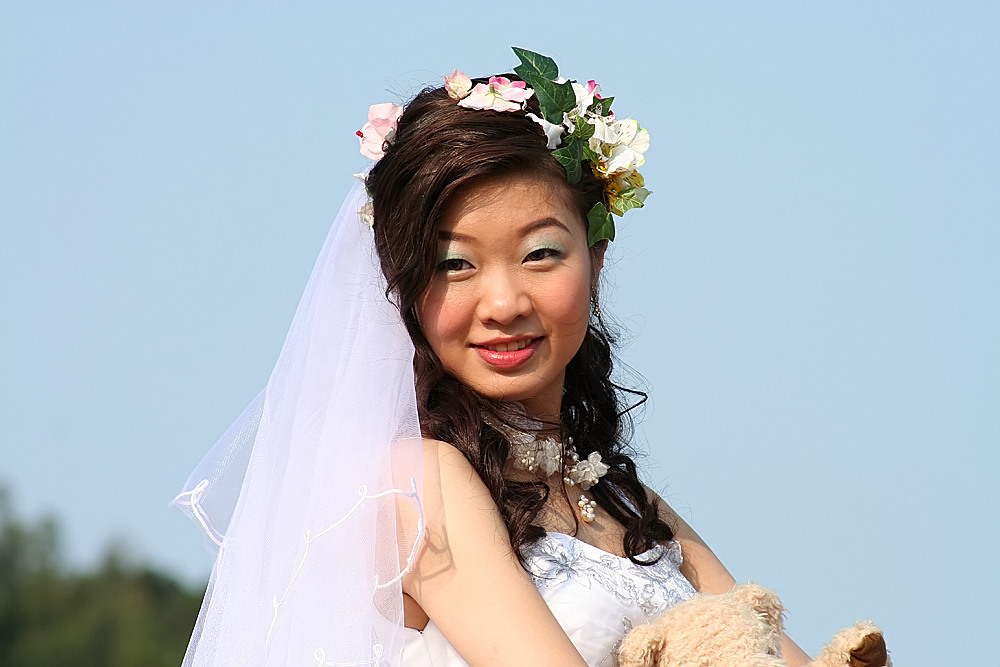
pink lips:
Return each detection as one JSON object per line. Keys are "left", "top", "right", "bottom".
{"left": 473, "top": 338, "right": 541, "bottom": 369}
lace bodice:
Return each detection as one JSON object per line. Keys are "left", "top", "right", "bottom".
{"left": 402, "top": 532, "right": 697, "bottom": 666}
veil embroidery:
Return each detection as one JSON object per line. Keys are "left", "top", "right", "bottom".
{"left": 172, "top": 180, "right": 424, "bottom": 666}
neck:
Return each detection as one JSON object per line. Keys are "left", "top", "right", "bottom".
{"left": 515, "top": 396, "right": 562, "bottom": 430}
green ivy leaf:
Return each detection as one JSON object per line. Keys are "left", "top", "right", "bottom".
{"left": 531, "top": 75, "right": 576, "bottom": 124}
{"left": 573, "top": 116, "right": 595, "bottom": 142}
{"left": 587, "top": 202, "right": 615, "bottom": 246}
{"left": 512, "top": 47, "right": 559, "bottom": 81}
{"left": 553, "top": 138, "right": 584, "bottom": 182}
{"left": 553, "top": 150, "right": 583, "bottom": 183}
{"left": 588, "top": 96, "right": 614, "bottom": 116}
{"left": 611, "top": 187, "right": 649, "bottom": 216}
{"left": 609, "top": 186, "right": 651, "bottom": 216}
{"left": 554, "top": 136, "right": 583, "bottom": 159}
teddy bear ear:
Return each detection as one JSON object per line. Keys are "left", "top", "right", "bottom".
{"left": 847, "top": 631, "right": 888, "bottom": 667}
{"left": 813, "top": 621, "right": 889, "bottom": 667}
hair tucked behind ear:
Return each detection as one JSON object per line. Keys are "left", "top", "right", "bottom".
{"left": 366, "top": 78, "right": 673, "bottom": 565}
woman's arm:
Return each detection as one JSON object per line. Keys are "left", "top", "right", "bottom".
{"left": 649, "top": 489, "right": 811, "bottom": 667}
{"left": 402, "top": 440, "right": 587, "bottom": 666}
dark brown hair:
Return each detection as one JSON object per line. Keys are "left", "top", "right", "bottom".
{"left": 366, "top": 77, "right": 674, "bottom": 564}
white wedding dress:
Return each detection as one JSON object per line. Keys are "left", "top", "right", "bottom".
{"left": 402, "top": 531, "right": 697, "bottom": 666}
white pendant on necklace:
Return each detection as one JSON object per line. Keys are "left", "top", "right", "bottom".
{"left": 507, "top": 432, "right": 608, "bottom": 523}
{"left": 509, "top": 435, "right": 609, "bottom": 489}
{"left": 578, "top": 495, "right": 597, "bottom": 523}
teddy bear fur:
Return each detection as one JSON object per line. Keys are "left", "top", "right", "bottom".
{"left": 617, "top": 584, "right": 890, "bottom": 667}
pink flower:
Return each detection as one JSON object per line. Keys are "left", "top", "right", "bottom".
{"left": 570, "top": 80, "right": 601, "bottom": 117}
{"left": 357, "top": 102, "right": 404, "bottom": 160}
{"left": 444, "top": 69, "right": 472, "bottom": 100}
{"left": 458, "top": 76, "right": 534, "bottom": 112}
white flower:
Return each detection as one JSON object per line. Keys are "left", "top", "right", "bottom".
{"left": 357, "top": 200, "right": 374, "bottom": 228}
{"left": 526, "top": 112, "right": 565, "bottom": 149}
{"left": 535, "top": 437, "right": 563, "bottom": 477}
{"left": 573, "top": 452, "right": 609, "bottom": 491}
{"left": 602, "top": 118, "right": 649, "bottom": 173}
{"left": 587, "top": 113, "right": 618, "bottom": 147}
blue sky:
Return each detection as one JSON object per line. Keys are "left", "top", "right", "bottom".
{"left": 2, "top": 3, "right": 997, "bottom": 664}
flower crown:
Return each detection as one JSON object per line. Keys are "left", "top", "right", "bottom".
{"left": 357, "top": 48, "right": 650, "bottom": 246}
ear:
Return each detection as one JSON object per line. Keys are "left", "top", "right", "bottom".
{"left": 590, "top": 239, "right": 607, "bottom": 281}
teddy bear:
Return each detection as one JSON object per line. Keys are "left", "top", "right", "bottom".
{"left": 617, "top": 584, "right": 890, "bottom": 667}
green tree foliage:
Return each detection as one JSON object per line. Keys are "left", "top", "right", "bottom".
{"left": 0, "top": 486, "right": 204, "bottom": 666}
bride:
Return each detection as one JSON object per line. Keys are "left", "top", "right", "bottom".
{"left": 174, "top": 48, "right": 811, "bottom": 666}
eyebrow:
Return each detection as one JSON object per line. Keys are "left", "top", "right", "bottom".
{"left": 520, "top": 218, "right": 572, "bottom": 237}
{"left": 438, "top": 230, "right": 474, "bottom": 242}
{"left": 437, "top": 218, "right": 572, "bottom": 242}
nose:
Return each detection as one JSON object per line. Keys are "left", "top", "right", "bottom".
{"left": 475, "top": 270, "right": 532, "bottom": 326}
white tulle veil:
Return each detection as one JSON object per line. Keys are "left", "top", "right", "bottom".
{"left": 172, "top": 180, "right": 424, "bottom": 666}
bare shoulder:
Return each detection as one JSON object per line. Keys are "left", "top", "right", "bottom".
{"left": 420, "top": 437, "right": 461, "bottom": 458}
{"left": 419, "top": 438, "right": 493, "bottom": 502}
{"left": 413, "top": 438, "right": 513, "bottom": 566}
{"left": 405, "top": 438, "right": 586, "bottom": 665}
{"left": 421, "top": 437, "right": 476, "bottom": 471}
{"left": 642, "top": 484, "right": 737, "bottom": 594}
{"left": 640, "top": 483, "right": 692, "bottom": 539}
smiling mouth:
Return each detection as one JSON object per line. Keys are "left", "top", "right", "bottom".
{"left": 473, "top": 337, "right": 542, "bottom": 369}
{"left": 477, "top": 338, "right": 537, "bottom": 352}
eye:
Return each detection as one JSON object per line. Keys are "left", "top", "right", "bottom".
{"left": 524, "top": 247, "right": 561, "bottom": 263}
{"left": 436, "top": 257, "right": 473, "bottom": 273}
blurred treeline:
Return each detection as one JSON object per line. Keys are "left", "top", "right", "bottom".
{"left": 0, "top": 486, "right": 204, "bottom": 666}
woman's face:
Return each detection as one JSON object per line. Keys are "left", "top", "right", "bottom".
{"left": 417, "top": 173, "right": 603, "bottom": 419}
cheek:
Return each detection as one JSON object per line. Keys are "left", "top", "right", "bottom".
{"left": 543, "top": 270, "right": 593, "bottom": 334}
{"left": 417, "top": 285, "right": 470, "bottom": 353}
